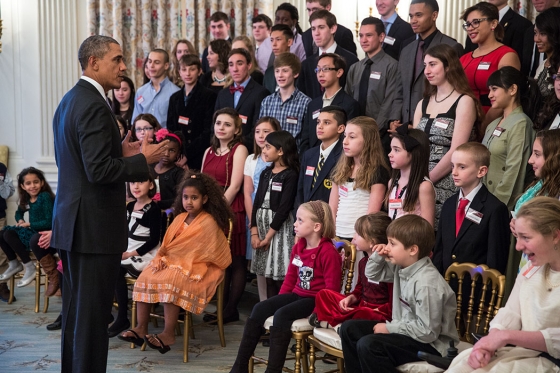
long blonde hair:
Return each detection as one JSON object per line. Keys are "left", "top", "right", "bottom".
{"left": 299, "top": 201, "right": 336, "bottom": 239}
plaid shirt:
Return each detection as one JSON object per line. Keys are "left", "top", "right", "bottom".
{"left": 259, "top": 88, "right": 311, "bottom": 146}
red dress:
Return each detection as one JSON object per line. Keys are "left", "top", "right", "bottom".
{"left": 312, "top": 256, "right": 393, "bottom": 327}
{"left": 203, "top": 143, "right": 246, "bottom": 256}
{"left": 460, "top": 45, "right": 516, "bottom": 113}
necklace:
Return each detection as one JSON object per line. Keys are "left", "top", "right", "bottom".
{"left": 544, "top": 264, "right": 560, "bottom": 292}
{"left": 434, "top": 89, "right": 455, "bottom": 103}
{"left": 212, "top": 73, "right": 226, "bottom": 83}
{"left": 217, "top": 147, "right": 230, "bottom": 155}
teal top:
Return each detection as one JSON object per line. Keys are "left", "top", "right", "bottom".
{"left": 14, "top": 191, "right": 54, "bottom": 231}
{"left": 516, "top": 180, "right": 543, "bottom": 270}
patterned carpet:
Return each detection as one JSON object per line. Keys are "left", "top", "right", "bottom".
{"left": 0, "top": 281, "right": 334, "bottom": 372}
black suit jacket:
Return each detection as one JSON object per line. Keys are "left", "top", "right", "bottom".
{"left": 263, "top": 66, "right": 276, "bottom": 94}
{"left": 297, "top": 46, "right": 359, "bottom": 99}
{"left": 303, "top": 23, "right": 357, "bottom": 58}
{"left": 214, "top": 78, "right": 270, "bottom": 151}
{"left": 299, "top": 90, "right": 359, "bottom": 153}
{"left": 521, "top": 24, "right": 541, "bottom": 77}
{"left": 52, "top": 79, "right": 150, "bottom": 254}
{"left": 433, "top": 185, "right": 510, "bottom": 276}
{"left": 294, "top": 139, "right": 343, "bottom": 213}
{"left": 465, "top": 8, "right": 532, "bottom": 61}
{"left": 382, "top": 15, "right": 415, "bottom": 60}
{"left": 167, "top": 83, "right": 217, "bottom": 170}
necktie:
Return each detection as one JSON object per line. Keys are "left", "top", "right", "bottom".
{"left": 229, "top": 85, "right": 244, "bottom": 94}
{"left": 312, "top": 41, "right": 318, "bottom": 55}
{"left": 383, "top": 21, "right": 389, "bottom": 33}
{"left": 312, "top": 154, "right": 325, "bottom": 189}
{"left": 358, "top": 59, "right": 373, "bottom": 116}
{"left": 415, "top": 40, "right": 425, "bottom": 77}
{"left": 455, "top": 198, "right": 469, "bottom": 236}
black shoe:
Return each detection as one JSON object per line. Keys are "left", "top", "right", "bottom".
{"left": 47, "top": 314, "right": 62, "bottom": 331}
{"left": 0, "top": 283, "right": 14, "bottom": 303}
{"left": 107, "top": 319, "right": 131, "bottom": 338}
{"left": 308, "top": 313, "right": 321, "bottom": 328}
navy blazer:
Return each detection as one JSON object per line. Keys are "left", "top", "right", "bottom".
{"left": 297, "top": 46, "right": 359, "bottom": 100}
{"left": 433, "top": 184, "right": 510, "bottom": 276}
{"left": 303, "top": 24, "right": 357, "bottom": 58}
{"left": 295, "top": 139, "right": 343, "bottom": 213}
{"left": 167, "top": 83, "right": 217, "bottom": 170}
{"left": 52, "top": 79, "right": 150, "bottom": 254}
{"left": 299, "top": 90, "right": 359, "bottom": 153}
{"left": 214, "top": 78, "right": 270, "bottom": 151}
{"left": 382, "top": 15, "right": 415, "bottom": 61}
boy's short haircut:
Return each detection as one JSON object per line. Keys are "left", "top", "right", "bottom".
{"left": 274, "top": 52, "right": 302, "bottom": 75}
{"left": 252, "top": 14, "right": 273, "bottom": 29}
{"left": 228, "top": 48, "right": 252, "bottom": 65}
{"left": 179, "top": 54, "right": 202, "bottom": 69}
{"left": 309, "top": 9, "right": 337, "bottom": 28}
{"left": 151, "top": 48, "right": 170, "bottom": 64}
{"left": 455, "top": 142, "right": 491, "bottom": 168}
{"left": 320, "top": 105, "right": 347, "bottom": 126}
{"left": 361, "top": 16, "right": 386, "bottom": 36}
{"left": 386, "top": 214, "right": 435, "bottom": 259}
{"left": 306, "top": 0, "right": 331, "bottom": 7}
{"left": 317, "top": 53, "right": 347, "bottom": 72}
{"left": 210, "top": 11, "right": 230, "bottom": 24}
{"left": 411, "top": 0, "right": 439, "bottom": 12}
{"left": 271, "top": 24, "right": 294, "bottom": 40}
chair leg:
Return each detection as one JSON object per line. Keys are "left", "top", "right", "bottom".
{"left": 294, "top": 338, "right": 303, "bottom": 373}
{"left": 8, "top": 276, "right": 15, "bottom": 304}
{"left": 336, "top": 358, "right": 345, "bottom": 373}
{"left": 34, "top": 262, "right": 40, "bottom": 313}
{"left": 183, "top": 315, "right": 189, "bottom": 363}
{"left": 248, "top": 357, "right": 254, "bottom": 373}
{"left": 130, "top": 300, "right": 137, "bottom": 349}
{"left": 188, "top": 313, "right": 195, "bottom": 339}
{"left": 217, "top": 281, "right": 225, "bottom": 347}
{"left": 308, "top": 342, "right": 315, "bottom": 373}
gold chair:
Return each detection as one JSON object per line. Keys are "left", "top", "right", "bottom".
{"left": 7, "top": 253, "right": 49, "bottom": 312}
{"left": 251, "top": 238, "right": 357, "bottom": 373}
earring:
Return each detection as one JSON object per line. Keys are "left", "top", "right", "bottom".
{"left": 555, "top": 244, "right": 559, "bottom": 251}
{"left": 491, "top": 27, "right": 495, "bottom": 31}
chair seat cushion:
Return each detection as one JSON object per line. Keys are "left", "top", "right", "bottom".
{"left": 264, "top": 316, "right": 314, "bottom": 332}
{"left": 313, "top": 328, "right": 342, "bottom": 350}
{"left": 396, "top": 341, "right": 473, "bottom": 372}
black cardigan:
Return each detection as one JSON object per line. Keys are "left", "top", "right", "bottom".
{"left": 126, "top": 201, "right": 161, "bottom": 256}
{"left": 251, "top": 167, "right": 299, "bottom": 231}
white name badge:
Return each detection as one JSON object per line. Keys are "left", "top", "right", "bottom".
{"left": 240, "top": 115, "right": 248, "bottom": 124}
{"left": 137, "top": 95, "right": 144, "bottom": 104}
{"left": 178, "top": 116, "right": 190, "bottom": 125}
{"left": 433, "top": 118, "right": 450, "bottom": 130}
{"left": 272, "top": 182, "right": 282, "bottom": 192}
{"left": 306, "top": 166, "right": 315, "bottom": 176}
{"left": 286, "top": 116, "right": 298, "bottom": 124}
{"left": 131, "top": 211, "right": 144, "bottom": 219}
{"left": 292, "top": 256, "right": 303, "bottom": 267}
{"left": 493, "top": 127, "right": 505, "bottom": 137}
{"left": 388, "top": 199, "right": 403, "bottom": 209}
{"left": 522, "top": 264, "right": 540, "bottom": 278}
{"left": 367, "top": 279, "right": 380, "bottom": 284}
{"left": 339, "top": 185, "right": 349, "bottom": 198}
{"left": 384, "top": 36, "right": 396, "bottom": 46}
{"left": 312, "top": 110, "right": 320, "bottom": 120}
{"left": 477, "top": 62, "right": 491, "bottom": 70}
{"left": 370, "top": 72, "right": 381, "bottom": 80}
{"left": 549, "top": 114, "right": 560, "bottom": 130}
{"left": 466, "top": 208, "right": 483, "bottom": 224}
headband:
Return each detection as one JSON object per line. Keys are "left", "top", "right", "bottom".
{"left": 307, "top": 200, "right": 325, "bottom": 223}
{"left": 155, "top": 128, "right": 182, "bottom": 146}
{"left": 395, "top": 124, "right": 420, "bottom": 151}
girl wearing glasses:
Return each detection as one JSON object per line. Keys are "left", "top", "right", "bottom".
{"left": 459, "top": 2, "right": 520, "bottom": 139}
{"left": 130, "top": 113, "right": 161, "bottom": 143}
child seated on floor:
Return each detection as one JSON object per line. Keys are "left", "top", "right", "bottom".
{"left": 339, "top": 214, "right": 459, "bottom": 372}
{"left": 308, "top": 212, "right": 393, "bottom": 328}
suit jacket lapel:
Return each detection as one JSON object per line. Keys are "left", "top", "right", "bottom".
{"left": 235, "top": 79, "right": 253, "bottom": 110}
{"left": 310, "top": 140, "right": 341, "bottom": 196}
{"left": 455, "top": 187, "right": 486, "bottom": 244}
{"left": 501, "top": 8, "right": 514, "bottom": 29}
{"left": 305, "top": 147, "right": 320, "bottom": 199}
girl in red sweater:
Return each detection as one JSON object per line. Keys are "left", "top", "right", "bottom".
{"left": 230, "top": 200, "right": 342, "bottom": 373}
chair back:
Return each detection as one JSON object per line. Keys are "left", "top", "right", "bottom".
{"left": 226, "top": 219, "right": 233, "bottom": 245}
{"left": 444, "top": 262, "right": 506, "bottom": 343}
{"left": 333, "top": 238, "right": 357, "bottom": 295}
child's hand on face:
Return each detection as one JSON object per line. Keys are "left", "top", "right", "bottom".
{"left": 372, "top": 244, "right": 388, "bottom": 257}
{"left": 373, "top": 323, "right": 389, "bottom": 334}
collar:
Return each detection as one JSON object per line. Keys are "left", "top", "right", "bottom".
{"left": 319, "top": 41, "right": 337, "bottom": 55}
{"left": 381, "top": 11, "right": 398, "bottom": 25}
{"left": 320, "top": 139, "right": 339, "bottom": 160}
{"left": 323, "top": 87, "right": 342, "bottom": 101}
{"left": 235, "top": 76, "right": 251, "bottom": 88}
{"left": 416, "top": 29, "right": 439, "bottom": 45}
{"left": 151, "top": 76, "right": 171, "bottom": 88}
{"left": 459, "top": 181, "right": 483, "bottom": 202}
{"left": 399, "top": 256, "right": 431, "bottom": 281}
{"left": 498, "top": 5, "right": 509, "bottom": 21}
{"left": 275, "top": 87, "right": 299, "bottom": 102}
{"left": 80, "top": 76, "right": 107, "bottom": 100}
{"left": 364, "top": 49, "right": 386, "bottom": 64}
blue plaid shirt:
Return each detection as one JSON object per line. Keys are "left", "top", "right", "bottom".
{"left": 259, "top": 88, "right": 311, "bottom": 146}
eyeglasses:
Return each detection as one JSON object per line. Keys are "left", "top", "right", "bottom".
{"left": 552, "top": 74, "right": 560, "bottom": 82}
{"left": 135, "top": 126, "right": 154, "bottom": 132}
{"left": 462, "top": 18, "right": 490, "bottom": 31}
{"left": 314, "top": 67, "right": 338, "bottom": 73}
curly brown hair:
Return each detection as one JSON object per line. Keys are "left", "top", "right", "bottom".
{"left": 536, "top": 129, "right": 560, "bottom": 199}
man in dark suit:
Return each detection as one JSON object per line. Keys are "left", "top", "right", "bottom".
{"left": 201, "top": 11, "right": 232, "bottom": 74}
{"left": 377, "top": 0, "right": 415, "bottom": 60}
{"left": 296, "top": 106, "right": 345, "bottom": 213}
{"left": 302, "top": 0, "right": 357, "bottom": 58}
{"left": 298, "top": 10, "right": 359, "bottom": 99}
{"left": 432, "top": 143, "right": 510, "bottom": 276}
{"left": 300, "top": 53, "right": 359, "bottom": 153}
{"left": 214, "top": 48, "right": 270, "bottom": 152}
{"left": 51, "top": 35, "right": 166, "bottom": 372}
{"left": 464, "top": 0, "right": 532, "bottom": 60}
{"left": 167, "top": 54, "right": 217, "bottom": 171}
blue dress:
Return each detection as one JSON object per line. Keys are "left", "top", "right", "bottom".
{"left": 246, "top": 156, "right": 270, "bottom": 260}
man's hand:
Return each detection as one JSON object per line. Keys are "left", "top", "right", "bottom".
{"left": 141, "top": 135, "right": 169, "bottom": 164}
{"left": 122, "top": 130, "right": 141, "bottom": 158}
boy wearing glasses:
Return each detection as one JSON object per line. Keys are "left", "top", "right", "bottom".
{"left": 297, "top": 10, "right": 358, "bottom": 99}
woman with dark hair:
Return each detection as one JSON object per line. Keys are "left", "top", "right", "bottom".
{"left": 199, "top": 39, "right": 231, "bottom": 94}
{"left": 413, "top": 44, "right": 482, "bottom": 225}
{"left": 460, "top": 2, "right": 521, "bottom": 132}
{"left": 169, "top": 39, "right": 197, "bottom": 87}
{"left": 481, "top": 67, "right": 537, "bottom": 210}
{"left": 535, "top": 62, "right": 560, "bottom": 131}
{"left": 111, "top": 76, "right": 135, "bottom": 126}
{"left": 142, "top": 57, "right": 150, "bottom": 85}
{"left": 130, "top": 113, "right": 162, "bottom": 143}
{"left": 533, "top": 7, "right": 560, "bottom": 98}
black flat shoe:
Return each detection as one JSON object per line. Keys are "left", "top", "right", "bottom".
{"left": 117, "top": 330, "right": 144, "bottom": 346}
{"left": 46, "top": 314, "right": 62, "bottom": 331}
{"left": 203, "top": 311, "right": 239, "bottom": 325}
{"left": 144, "top": 334, "right": 171, "bottom": 354}
{"left": 107, "top": 320, "right": 131, "bottom": 338}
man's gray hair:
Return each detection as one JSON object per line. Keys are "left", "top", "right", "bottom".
{"left": 78, "top": 35, "right": 119, "bottom": 70}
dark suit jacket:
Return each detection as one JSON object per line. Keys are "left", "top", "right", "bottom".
{"left": 297, "top": 46, "right": 359, "bottom": 99}
{"left": 465, "top": 8, "right": 532, "bottom": 61}
{"left": 263, "top": 66, "right": 276, "bottom": 94}
{"left": 398, "top": 31, "right": 464, "bottom": 124}
{"left": 303, "top": 23, "right": 357, "bottom": 58}
{"left": 382, "top": 15, "right": 415, "bottom": 61}
{"left": 167, "top": 83, "right": 217, "bottom": 170}
{"left": 521, "top": 24, "right": 540, "bottom": 77}
{"left": 52, "top": 79, "right": 150, "bottom": 254}
{"left": 294, "top": 140, "right": 343, "bottom": 213}
{"left": 299, "top": 90, "right": 359, "bottom": 153}
{"left": 214, "top": 78, "right": 270, "bottom": 151}
{"left": 432, "top": 185, "right": 510, "bottom": 276}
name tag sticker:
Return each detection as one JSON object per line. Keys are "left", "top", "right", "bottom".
{"left": 522, "top": 264, "right": 540, "bottom": 278}
{"left": 286, "top": 116, "right": 298, "bottom": 124}
{"left": 306, "top": 166, "right": 315, "bottom": 176}
{"left": 239, "top": 115, "right": 248, "bottom": 124}
{"left": 389, "top": 199, "right": 403, "bottom": 209}
{"left": 370, "top": 72, "right": 381, "bottom": 80}
{"left": 384, "top": 36, "right": 396, "bottom": 45}
{"left": 178, "top": 116, "right": 190, "bottom": 125}
{"left": 466, "top": 208, "right": 483, "bottom": 224}
{"left": 399, "top": 297, "right": 412, "bottom": 312}
{"left": 493, "top": 127, "right": 506, "bottom": 137}
{"left": 312, "top": 110, "right": 320, "bottom": 120}
{"left": 433, "top": 118, "right": 450, "bottom": 130}
{"left": 292, "top": 255, "right": 304, "bottom": 267}
{"left": 131, "top": 211, "right": 144, "bottom": 219}
{"left": 478, "top": 62, "right": 491, "bottom": 70}
{"left": 339, "top": 185, "right": 349, "bottom": 198}
{"left": 137, "top": 95, "right": 144, "bottom": 104}
{"left": 272, "top": 182, "right": 282, "bottom": 192}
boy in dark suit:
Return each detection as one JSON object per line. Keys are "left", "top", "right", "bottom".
{"left": 433, "top": 142, "right": 510, "bottom": 276}
{"left": 295, "top": 105, "right": 345, "bottom": 212}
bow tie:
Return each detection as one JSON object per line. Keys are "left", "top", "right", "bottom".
{"left": 229, "top": 85, "right": 244, "bottom": 94}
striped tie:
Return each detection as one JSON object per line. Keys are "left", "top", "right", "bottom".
{"left": 312, "top": 154, "right": 324, "bottom": 189}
